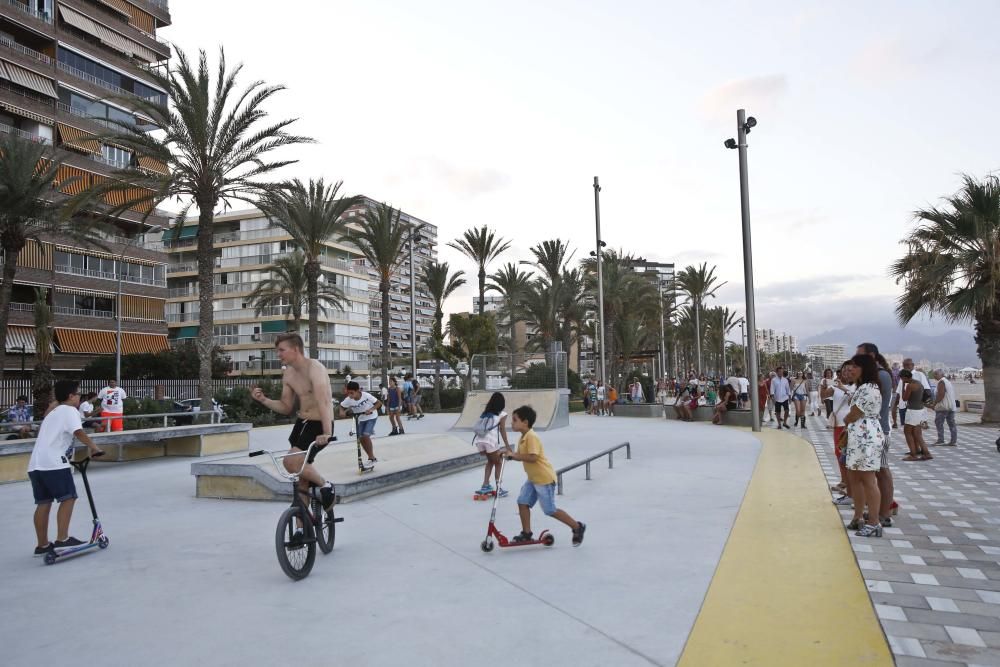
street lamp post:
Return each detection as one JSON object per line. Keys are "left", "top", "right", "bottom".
{"left": 658, "top": 279, "right": 666, "bottom": 382}
{"left": 725, "top": 109, "right": 761, "bottom": 432}
{"left": 115, "top": 254, "right": 123, "bottom": 385}
{"left": 593, "top": 176, "right": 606, "bottom": 384}
{"left": 409, "top": 228, "right": 422, "bottom": 376}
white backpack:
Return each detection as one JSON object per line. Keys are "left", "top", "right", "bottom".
{"left": 472, "top": 413, "right": 500, "bottom": 444}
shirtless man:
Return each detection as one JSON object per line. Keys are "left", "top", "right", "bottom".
{"left": 251, "top": 333, "right": 336, "bottom": 511}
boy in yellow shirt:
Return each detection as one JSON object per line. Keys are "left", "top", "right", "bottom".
{"left": 506, "top": 406, "right": 586, "bottom": 546}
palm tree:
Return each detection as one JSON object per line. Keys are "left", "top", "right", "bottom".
{"left": 890, "top": 174, "right": 1000, "bottom": 422}
{"left": 261, "top": 179, "right": 358, "bottom": 357}
{"left": 446, "top": 313, "right": 498, "bottom": 393}
{"left": 447, "top": 226, "right": 510, "bottom": 315}
{"left": 676, "top": 263, "right": 724, "bottom": 375}
{"left": 704, "top": 306, "right": 739, "bottom": 375}
{"left": 247, "top": 252, "right": 345, "bottom": 333}
{"left": 31, "top": 288, "right": 54, "bottom": 418}
{"left": 345, "top": 202, "right": 418, "bottom": 386}
{"left": 487, "top": 262, "right": 533, "bottom": 368}
{"left": 421, "top": 261, "right": 466, "bottom": 409}
{"left": 99, "top": 48, "right": 312, "bottom": 409}
{"left": 0, "top": 135, "right": 109, "bottom": 379}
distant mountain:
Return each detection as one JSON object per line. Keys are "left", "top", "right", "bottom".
{"left": 800, "top": 324, "right": 978, "bottom": 367}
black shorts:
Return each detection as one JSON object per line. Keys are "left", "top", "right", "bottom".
{"left": 28, "top": 468, "right": 77, "bottom": 505}
{"left": 288, "top": 419, "right": 334, "bottom": 463}
{"left": 775, "top": 400, "right": 789, "bottom": 411}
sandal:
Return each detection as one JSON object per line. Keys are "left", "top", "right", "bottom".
{"left": 901, "top": 455, "right": 920, "bottom": 461}
{"left": 920, "top": 454, "right": 934, "bottom": 460}
{"left": 847, "top": 518, "right": 864, "bottom": 530}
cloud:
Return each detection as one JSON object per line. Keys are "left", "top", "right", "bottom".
{"left": 699, "top": 75, "right": 788, "bottom": 125}
{"left": 848, "top": 36, "right": 953, "bottom": 85}
{"left": 387, "top": 157, "right": 510, "bottom": 199}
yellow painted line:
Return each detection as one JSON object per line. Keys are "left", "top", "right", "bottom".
{"left": 678, "top": 428, "right": 893, "bottom": 666}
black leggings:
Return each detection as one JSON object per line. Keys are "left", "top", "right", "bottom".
{"left": 824, "top": 399, "right": 833, "bottom": 418}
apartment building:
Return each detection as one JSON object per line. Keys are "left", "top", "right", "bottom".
{"left": 755, "top": 328, "right": 799, "bottom": 355}
{"left": 806, "top": 343, "right": 847, "bottom": 372}
{"left": 160, "top": 198, "right": 437, "bottom": 377}
{"left": 0, "top": 0, "right": 173, "bottom": 373}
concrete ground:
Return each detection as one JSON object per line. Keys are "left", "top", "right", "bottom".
{"left": 0, "top": 413, "right": 760, "bottom": 667}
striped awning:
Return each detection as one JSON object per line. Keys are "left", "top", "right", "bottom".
{"left": 57, "top": 123, "right": 101, "bottom": 156}
{"left": 121, "top": 332, "right": 169, "bottom": 355}
{"left": 56, "top": 286, "right": 116, "bottom": 298}
{"left": 0, "top": 100, "right": 53, "bottom": 125}
{"left": 54, "top": 328, "right": 116, "bottom": 354}
{"left": 96, "top": 0, "right": 131, "bottom": 18}
{"left": 4, "top": 325, "right": 47, "bottom": 354}
{"left": 58, "top": 4, "right": 158, "bottom": 64}
{"left": 0, "top": 58, "right": 56, "bottom": 98}
{"left": 55, "top": 244, "right": 114, "bottom": 260}
{"left": 137, "top": 154, "right": 168, "bottom": 175}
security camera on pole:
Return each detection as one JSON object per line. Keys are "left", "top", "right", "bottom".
{"left": 725, "top": 110, "right": 761, "bottom": 432}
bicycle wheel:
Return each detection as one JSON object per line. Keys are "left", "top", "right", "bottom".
{"left": 312, "top": 498, "right": 336, "bottom": 554}
{"left": 275, "top": 505, "right": 315, "bottom": 580}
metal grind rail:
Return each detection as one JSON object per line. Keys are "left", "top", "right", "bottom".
{"left": 555, "top": 441, "right": 631, "bottom": 495}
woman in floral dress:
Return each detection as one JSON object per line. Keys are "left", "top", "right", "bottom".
{"left": 842, "top": 354, "right": 886, "bottom": 538}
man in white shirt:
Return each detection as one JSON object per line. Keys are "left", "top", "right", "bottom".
{"left": 894, "top": 358, "right": 930, "bottom": 426}
{"left": 769, "top": 367, "right": 792, "bottom": 429}
{"left": 97, "top": 379, "right": 127, "bottom": 432}
{"left": 339, "top": 381, "right": 383, "bottom": 466}
{"left": 729, "top": 371, "right": 750, "bottom": 408}
{"left": 932, "top": 369, "right": 958, "bottom": 446}
{"left": 28, "top": 380, "right": 104, "bottom": 556}
{"left": 596, "top": 381, "right": 607, "bottom": 415}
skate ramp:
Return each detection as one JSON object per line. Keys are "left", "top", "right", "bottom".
{"left": 451, "top": 389, "right": 569, "bottom": 431}
{"left": 192, "top": 432, "right": 480, "bottom": 502}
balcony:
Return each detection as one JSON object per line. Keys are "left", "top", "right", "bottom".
{"left": 167, "top": 308, "right": 369, "bottom": 324}
{"left": 171, "top": 332, "right": 370, "bottom": 348}
{"left": 57, "top": 61, "right": 163, "bottom": 104}
{"left": 0, "top": 33, "right": 52, "bottom": 65}
{"left": 0, "top": 120, "right": 50, "bottom": 144}
{"left": 7, "top": 302, "right": 34, "bottom": 313}
{"left": 1, "top": 0, "right": 53, "bottom": 23}
{"left": 55, "top": 263, "right": 166, "bottom": 287}
{"left": 54, "top": 305, "right": 113, "bottom": 318}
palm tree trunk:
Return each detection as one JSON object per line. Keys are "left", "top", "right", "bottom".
{"left": 305, "top": 259, "right": 320, "bottom": 359}
{"left": 196, "top": 204, "right": 216, "bottom": 411}
{"left": 0, "top": 246, "right": 22, "bottom": 381}
{"left": 694, "top": 298, "right": 702, "bottom": 375}
{"left": 976, "top": 317, "right": 1000, "bottom": 423}
{"left": 380, "top": 275, "right": 390, "bottom": 387}
{"left": 478, "top": 267, "right": 486, "bottom": 315}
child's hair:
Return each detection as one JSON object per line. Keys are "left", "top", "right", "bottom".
{"left": 346, "top": 381, "right": 360, "bottom": 391}
{"left": 512, "top": 405, "right": 536, "bottom": 428}
{"left": 55, "top": 380, "right": 79, "bottom": 402}
{"left": 16, "top": 394, "right": 27, "bottom": 402}
{"left": 482, "top": 391, "right": 505, "bottom": 417}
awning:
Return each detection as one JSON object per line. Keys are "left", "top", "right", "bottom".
{"left": 96, "top": 0, "right": 131, "bottom": 18}
{"left": 121, "top": 332, "right": 169, "bottom": 355}
{"left": 163, "top": 224, "right": 197, "bottom": 240}
{"left": 262, "top": 319, "right": 290, "bottom": 333}
{"left": 137, "top": 154, "right": 168, "bottom": 175}
{"left": 58, "top": 4, "right": 158, "bottom": 64}
{"left": 56, "top": 286, "right": 116, "bottom": 298}
{"left": 173, "top": 326, "right": 198, "bottom": 339}
{"left": 55, "top": 244, "right": 113, "bottom": 260}
{"left": 0, "top": 58, "right": 56, "bottom": 98}
{"left": 0, "top": 100, "right": 53, "bottom": 125}
{"left": 57, "top": 123, "right": 101, "bottom": 156}
{"left": 4, "top": 325, "right": 47, "bottom": 354}
{"left": 54, "top": 328, "right": 116, "bottom": 354}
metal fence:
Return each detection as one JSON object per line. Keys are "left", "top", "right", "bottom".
{"left": 468, "top": 352, "right": 568, "bottom": 391}
{"left": 0, "top": 377, "right": 265, "bottom": 407}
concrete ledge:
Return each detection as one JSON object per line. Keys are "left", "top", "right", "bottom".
{"left": 193, "top": 451, "right": 482, "bottom": 503}
{"left": 613, "top": 403, "right": 663, "bottom": 418}
{"left": 0, "top": 452, "right": 30, "bottom": 483}
{"left": 663, "top": 405, "right": 756, "bottom": 427}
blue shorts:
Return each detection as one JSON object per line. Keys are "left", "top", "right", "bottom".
{"left": 28, "top": 468, "right": 77, "bottom": 505}
{"left": 517, "top": 480, "right": 558, "bottom": 516}
{"left": 357, "top": 418, "right": 376, "bottom": 437}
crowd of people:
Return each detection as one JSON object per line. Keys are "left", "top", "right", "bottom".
{"left": 581, "top": 377, "right": 648, "bottom": 416}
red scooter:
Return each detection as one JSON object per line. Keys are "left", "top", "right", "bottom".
{"left": 479, "top": 455, "right": 554, "bottom": 552}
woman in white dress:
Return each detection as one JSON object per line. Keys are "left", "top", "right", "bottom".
{"left": 842, "top": 354, "right": 886, "bottom": 538}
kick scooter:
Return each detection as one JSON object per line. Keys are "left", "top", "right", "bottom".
{"left": 347, "top": 414, "right": 375, "bottom": 474}
{"left": 44, "top": 450, "right": 109, "bottom": 565}
{"left": 480, "top": 455, "right": 553, "bottom": 552}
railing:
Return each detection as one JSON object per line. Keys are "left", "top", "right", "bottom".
{"left": 0, "top": 34, "right": 52, "bottom": 64}
{"left": 55, "top": 263, "right": 166, "bottom": 287}
{"left": 1, "top": 0, "right": 52, "bottom": 23}
{"left": 59, "top": 102, "right": 136, "bottom": 130}
{"left": 2, "top": 410, "right": 222, "bottom": 434}
{"left": 53, "top": 305, "right": 114, "bottom": 318}
{"left": 88, "top": 152, "right": 132, "bottom": 170}
{"left": 171, "top": 333, "right": 370, "bottom": 348}
{"left": 167, "top": 308, "right": 369, "bottom": 324}
{"left": 0, "top": 121, "right": 50, "bottom": 144}
{"left": 57, "top": 61, "right": 164, "bottom": 104}
{"left": 8, "top": 302, "right": 34, "bottom": 312}
{"left": 555, "top": 442, "right": 631, "bottom": 495}
{"left": 0, "top": 78, "right": 55, "bottom": 108}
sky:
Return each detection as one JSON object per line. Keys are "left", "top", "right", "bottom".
{"left": 157, "top": 0, "right": 1000, "bottom": 342}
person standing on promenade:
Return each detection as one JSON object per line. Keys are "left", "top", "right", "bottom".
{"left": 596, "top": 380, "right": 607, "bottom": 415}
{"left": 932, "top": 369, "right": 958, "bottom": 446}
{"left": 97, "top": 379, "right": 126, "bottom": 432}
{"left": 900, "top": 369, "right": 932, "bottom": 461}
{"left": 857, "top": 342, "right": 897, "bottom": 527}
{"left": 770, "top": 366, "right": 791, "bottom": 429}
{"left": 842, "top": 355, "right": 885, "bottom": 538}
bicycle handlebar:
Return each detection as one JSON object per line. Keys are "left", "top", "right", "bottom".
{"left": 247, "top": 436, "right": 336, "bottom": 481}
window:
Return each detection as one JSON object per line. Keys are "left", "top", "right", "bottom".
{"left": 57, "top": 49, "right": 166, "bottom": 106}
{"left": 102, "top": 144, "right": 133, "bottom": 169}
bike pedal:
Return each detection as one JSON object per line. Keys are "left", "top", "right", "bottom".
{"left": 333, "top": 517, "right": 344, "bottom": 523}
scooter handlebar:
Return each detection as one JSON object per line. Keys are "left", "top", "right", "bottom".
{"left": 248, "top": 450, "right": 265, "bottom": 457}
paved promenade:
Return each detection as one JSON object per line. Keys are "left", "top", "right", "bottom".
{"left": 806, "top": 412, "right": 1000, "bottom": 666}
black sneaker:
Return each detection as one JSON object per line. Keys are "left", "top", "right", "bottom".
{"left": 389, "top": 429, "right": 398, "bottom": 436}
{"left": 511, "top": 531, "right": 533, "bottom": 544}
{"left": 572, "top": 522, "right": 587, "bottom": 547}
{"left": 33, "top": 543, "right": 53, "bottom": 557}
{"left": 320, "top": 483, "right": 335, "bottom": 512}
{"left": 53, "top": 537, "right": 86, "bottom": 549}
{"left": 289, "top": 528, "right": 305, "bottom": 547}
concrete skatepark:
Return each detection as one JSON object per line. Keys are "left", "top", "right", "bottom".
{"left": 0, "top": 404, "right": 895, "bottom": 666}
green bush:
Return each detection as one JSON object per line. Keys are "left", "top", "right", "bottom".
{"left": 438, "top": 388, "right": 465, "bottom": 410}
{"left": 219, "top": 381, "right": 289, "bottom": 426}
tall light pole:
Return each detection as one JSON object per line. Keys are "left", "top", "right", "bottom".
{"left": 725, "top": 109, "right": 761, "bottom": 432}
{"left": 592, "top": 176, "right": 606, "bottom": 383}
{"left": 115, "top": 253, "right": 123, "bottom": 385}
{"left": 737, "top": 317, "right": 747, "bottom": 373}
{"left": 658, "top": 279, "right": 666, "bottom": 381}
{"left": 409, "top": 228, "right": 422, "bottom": 376}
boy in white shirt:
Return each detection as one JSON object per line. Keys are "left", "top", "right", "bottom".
{"left": 338, "top": 381, "right": 383, "bottom": 466}
{"left": 28, "top": 380, "right": 104, "bottom": 556}
{"left": 97, "top": 379, "right": 127, "bottom": 432}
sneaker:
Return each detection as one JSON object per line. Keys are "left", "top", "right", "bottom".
{"left": 855, "top": 523, "right": 883, "bottom": 538}
{"left": 53, "top": 537, "right": 86, "bottom": 549}
{"left": 290, "top": 528, "right": 305, "bottom": 546}
{"left": 398, "top": 429, "right": 405, "bottom": 435}
{"left": 932, "top": 440, "right": 944, "bottom": 445}
{"left": 832, "top": 495, "right": 852, "bottom": 506}
{"left": 880, "top": 516, "right": 893, "bottom": 528}
{"left": 477, "top": 484, "right": 493, "bottom": 495}
{"left": 496, "top": 487, "right": 509, "bottom": 497}
{"left": 320, "top": 482, "right": 336, "bottom": 511}
{"left": 389, "top": 429, "right": 398, "bottom": 436}
{"left": 33, "top": 543, "right": 53, "bottom": 557}
{"left": 511, "top": 531, "right": 533, "bottom": 544}
{"left": 572, "top": 522, "right": 587, "bottom": 547}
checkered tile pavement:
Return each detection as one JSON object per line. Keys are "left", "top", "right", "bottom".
{"left": 800, "top": 411, "right": 1000, "bottom": 666}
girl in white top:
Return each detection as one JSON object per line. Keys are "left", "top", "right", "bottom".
{"left": 474, "top": 392, "right": 512, "bottom": 497}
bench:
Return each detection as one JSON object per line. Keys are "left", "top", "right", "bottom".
{"left": 0, "top": 423, "right": 252, "bottom": 483}
{"left": 611, "top": 403, "right": 663, "bottom": 418}
{"left": 663, "top": 405, "right": 757, "bottom": 427}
